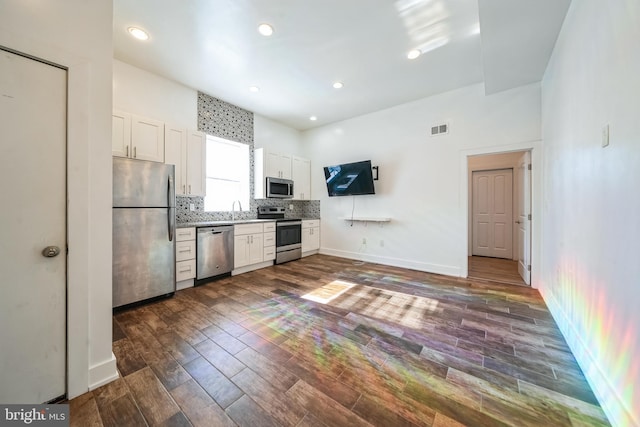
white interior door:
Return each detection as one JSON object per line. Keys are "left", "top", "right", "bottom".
{"left": 517, "top": 152, "right": 532, "bottom": 284}
{"left": 0, "top": 49, "right": 67, "bottom": 403}
{"left": 472, "top": 169, "right": 513, "bottom": 259}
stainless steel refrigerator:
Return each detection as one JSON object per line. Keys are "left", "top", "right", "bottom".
{"left": 113, "top": 158, "right": 176, "bottom": 308}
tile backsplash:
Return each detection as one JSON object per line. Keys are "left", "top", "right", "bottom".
{"left": 176, "top": 196, "right": 320, "bottom": 223}
{"left": 187, "top": 92, "right": 320, "bottom": 224}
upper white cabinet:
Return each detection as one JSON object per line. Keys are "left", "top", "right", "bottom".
{"left": 164, "top": 126, "right": 186, "bottom": 193}
{"left": 255, "top": 148, "right": 310, "bottom": 199}
{"left": 112, "top": 110, "right": 131, "bottom": 158}
{"left": 186, "top": 131, "right": 206, "bottom": 197}
{"left": 164, "top": 125, "right": 206, "bottom": 196}
{"left": 265, "top": 150, "right": 292, "bottom": 179}
{"left": 292, "top": 156, "right": 311, "bottom": 200}
{"left": 112, "top": 110, "right": 165, "bottom": 163}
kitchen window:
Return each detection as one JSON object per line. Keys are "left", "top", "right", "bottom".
{"left": 204, "top": 135, "right": 250, "bottom": 212}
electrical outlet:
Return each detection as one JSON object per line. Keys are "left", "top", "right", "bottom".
{"left": 362, "top": 238, "right": 367, "bottom": 244}
{"left": 289, "top": 204, "right": 294, "bottom": 210}
{"left": 189, "top": 203, "right": 195, "bottom": 211}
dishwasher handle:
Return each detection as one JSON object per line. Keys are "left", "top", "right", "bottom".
{"left": 197, "top": 226, "right": 234, "bottom": 235}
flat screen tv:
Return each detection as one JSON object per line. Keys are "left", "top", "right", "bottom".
{"left": 323, "top": 160, "right": 375, "bottom": 197}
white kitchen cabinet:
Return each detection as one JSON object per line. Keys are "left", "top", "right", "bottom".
{"left": 292, "top": 156, "right": 311, "bottom": 200}
{"left": 234, "top": 233, "right": 263, "bottom": 268}
{"left": 234, "top": 223, "right": 266, "bottom": 268}
{"left": 175, "top": 227, "right": 196, "bottom": 289}
{"left": 264, "top": 150, "right": 292, "bottom": 179}
{"left": 164, "top": 126, "right": 186, "bottom": 194}
{"left": 263, "top": 229, "right": 276, "bottom": 261}
{"left": 112, "top": 110, "right": 131, "bottom": 158}
{"left": 186, "top": 130, "right": 206, "bottom": 196}
{"left": 112, "top": 110, "right": 165, "bottom": 163}
{"left": 255, "top": 148, "right": 293, "bottom": 198}
{"left": 302, "top": 219, "right": 320, "bottom": 255}
{"left": 165, "top": 125, "right": 205, "bottom": 196}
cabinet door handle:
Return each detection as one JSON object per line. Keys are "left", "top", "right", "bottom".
{"left": 251, "top": 235, "right": 254, "bottom": 244}
{"left": 246, "top": 236, "right": 250, "bottom": 244}
{"left": 189, "top": 184, "right": 192, "bottom": 194}
{"left": 133, "top": 146, "right": 137, "bottom": 158}
{"left": 126, "top": 145, "right": 129, "bottom": 157}
{"left": 183, "top": 185, "right": 186, "bottom": 194}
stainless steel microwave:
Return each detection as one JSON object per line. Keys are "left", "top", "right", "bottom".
{"left": 266, "top": 177, "right": 294, "bottom": 198}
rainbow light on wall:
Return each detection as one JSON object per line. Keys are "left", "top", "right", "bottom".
{"left": 541, "top": 255, "right": 639, "bottom": 427}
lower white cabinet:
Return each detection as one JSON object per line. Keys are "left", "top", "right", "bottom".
{"left": 234, "top": 223, "right": 272, "bottom": 269}
{"left": 263, "top": 221, "right": 276, "bottom": 261}
{"left": 175, "top": 227, "right": 196, "bottom": 289}
{"left": 302, "top": 220, "right": 320, "bottom": 255}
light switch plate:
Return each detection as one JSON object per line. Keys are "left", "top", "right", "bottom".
{"left": 189, "top": 203, "right": 195, "bottom": 211}
{"left": 289, "top": 204, "right": 294, "bottom": 210}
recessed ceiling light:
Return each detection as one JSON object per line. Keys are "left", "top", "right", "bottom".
{"left": 333, "top": 82, "right": 344, "bottom": 89}
{"left": 258, "top": 23, "right": 274, "bottom": 36}
{"left": 128, "top": 27, "right": 149, "bottom": 41}
{"left": 407, "top": 49, "right": 421, "bottom": 60}
{"left": 309, "top": 116, "right": 317, "bottom": 121}
{"left": 249, "top": 86, "right": 260, "bottom": 93}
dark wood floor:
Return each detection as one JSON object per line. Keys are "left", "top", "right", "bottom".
{"left": 468, "top": 256, "right": 526, "bottom": 286}
{"left": 70, "top": 254, "right": 609, "bottom": 426}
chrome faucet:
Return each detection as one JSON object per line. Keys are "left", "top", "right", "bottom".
{"left": 231, "top": 200, "right": 242, "bottom": 221}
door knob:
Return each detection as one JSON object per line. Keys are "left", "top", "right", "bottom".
{"left": 515, "top": 220, "right": 521, "bottom": 224}
{"left": 42, "top": 246, "right": 61, "bottom": 257}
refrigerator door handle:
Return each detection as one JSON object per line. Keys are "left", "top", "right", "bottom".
{"left": 167, "top": 175, "right": 175, "bottom": 242}
{"left": 168, "top": 207, "right": 174, "bottom": 242}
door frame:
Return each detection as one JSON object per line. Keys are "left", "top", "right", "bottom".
{"left": 459, "top": 141, "right": 542, "bottom": 288}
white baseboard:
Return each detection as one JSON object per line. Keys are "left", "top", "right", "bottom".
{"left": 88, "top": 352, "right": 119, "bottom": 391}
{"left": 541, "top": 289, "right": 637, "bottom": 427}
{"left": 232, "top": 260, "right": 274, "bottom": 275}
{"left": 319, "top": 248, "right": 462, "bottom": 277}
{"left": 302, "top": 249, "right": 319, "bottom": 258}
{"left": 176, "top": 278, "right": 194, "bottom": 291}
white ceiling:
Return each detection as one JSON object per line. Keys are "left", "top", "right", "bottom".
{"left": 113, "top": 0, "right": 571, "bottom": 131}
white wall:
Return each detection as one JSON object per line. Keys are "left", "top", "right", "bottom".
{"left": 113, "top": 64, "right": 304, "bottom": 155}
{"left": 540, "top": 0, "right": 640, "bottom": 425}
{"left": 302, "top": 82, "right": 541, "bottom": 276}
{"left": 113, "top": 59, "right": 198, "bottom": 129}
{"left": 254, "top": 114, "right": 302, "bottom": 153}
{"left": 0, "top": 1, "right": 116, "bottom": 397}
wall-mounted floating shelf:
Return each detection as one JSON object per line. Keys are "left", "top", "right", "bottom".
{"left": 341, "top": 217, "right": 391, "bottom": 223}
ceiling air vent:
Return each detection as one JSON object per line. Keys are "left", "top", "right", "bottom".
{"left": 430, "top": 123, "right": 449, "bottom": 136}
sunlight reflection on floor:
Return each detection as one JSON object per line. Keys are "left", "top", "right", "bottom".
{"left": 302, "top": 280, "right": 439, "bottom": 329}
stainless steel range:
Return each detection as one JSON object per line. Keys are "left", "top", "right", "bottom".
{"left": 257, "top": 206, "right": 302, "bottom": 264}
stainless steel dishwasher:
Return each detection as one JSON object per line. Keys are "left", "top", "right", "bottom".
{"left": 196, "top": 225, "right": 234, "bottom": 281}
